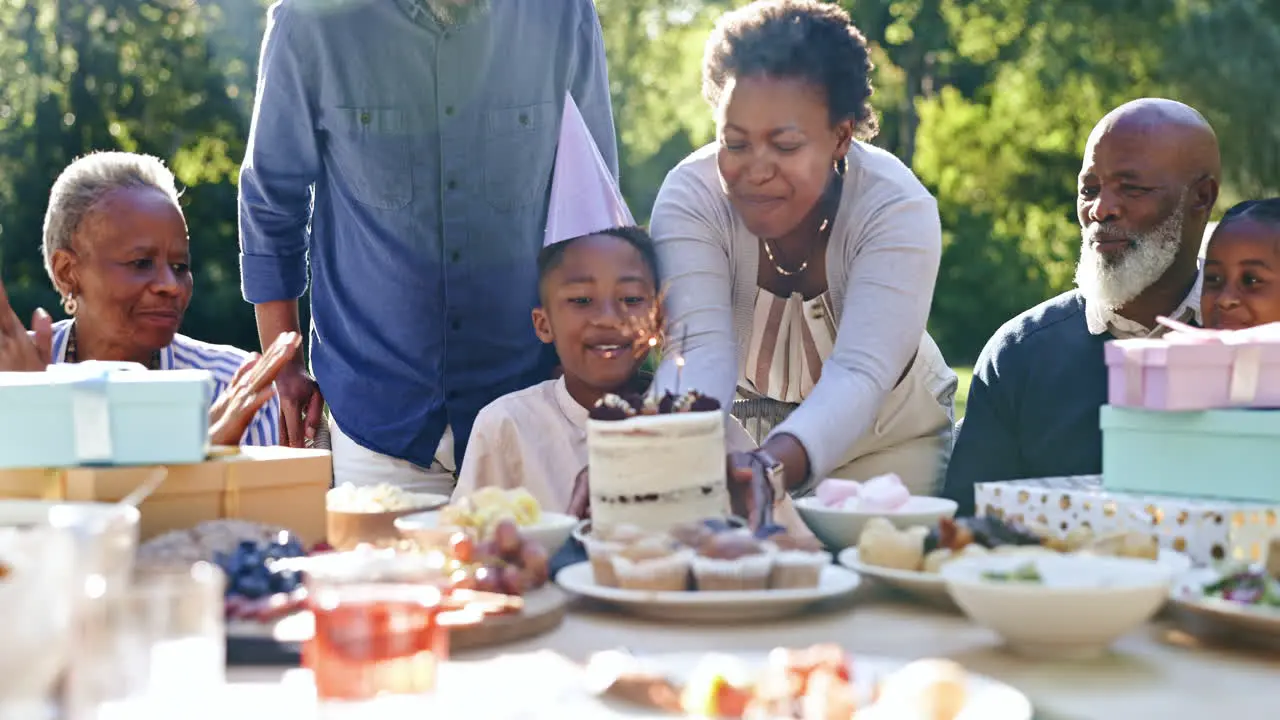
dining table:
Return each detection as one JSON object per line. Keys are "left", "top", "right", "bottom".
{"left": 226, "top": 584, "right": 1278, "bottom": 719}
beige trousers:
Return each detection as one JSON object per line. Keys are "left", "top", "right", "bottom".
{"left": 328, "top": 417, "right": 457, "bottom": 496}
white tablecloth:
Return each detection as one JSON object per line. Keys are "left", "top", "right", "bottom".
{"left": 227, "top": 590, "right": 1278, "bottom": 719}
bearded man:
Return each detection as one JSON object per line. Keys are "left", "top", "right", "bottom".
{"left": 942, "top": 99, "right": 1221, "bottom": 515}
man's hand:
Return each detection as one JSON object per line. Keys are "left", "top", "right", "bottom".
{"left": 568, "top": 466, "right": 591, "bottom": 519}
{"left": 255, "top": 301, "right": 323, "bottom": 448}
{"left": 0, "top": 280, "right": 52, "bottom": 372}
{"left": 209, "top": 332, "right": 301, "bottom": 446}
{"left": 274, "top": 361, "right": 324, "bottom": 447}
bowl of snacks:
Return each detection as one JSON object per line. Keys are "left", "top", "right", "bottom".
{"left": 940, "top": 553, "right": 1175, "bottom": 659}
{"left": 395, "top": 487, "right": 577, "bottom": 556}
{"left": 795, "top": 475, "right": 958, "bottom": 550}
{"left": 325, "top": 483, "right": 450, "bottom": 551}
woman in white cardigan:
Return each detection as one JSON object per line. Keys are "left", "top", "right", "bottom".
{"left": 651, "top": 0, "right": 956, "bottom": 497}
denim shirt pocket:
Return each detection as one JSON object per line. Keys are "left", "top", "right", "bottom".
{"left": 482, "top": 101, "right": 556, "bottom": 212}
{"left": 324, "top": 107, "right": 413, "bottom": 211}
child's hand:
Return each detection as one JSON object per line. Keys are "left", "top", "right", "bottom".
{"left": 568, "top": 466, "right": 591, "bottom": 519}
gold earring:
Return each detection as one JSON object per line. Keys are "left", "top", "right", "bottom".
{"left": 62, "top": 294, "right": 78, "bottom": 315}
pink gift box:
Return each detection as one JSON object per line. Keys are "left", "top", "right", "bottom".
{"left": 1105, "top": 327, "right": 1280, "bottom": 410}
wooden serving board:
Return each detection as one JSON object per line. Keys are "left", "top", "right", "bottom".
{"left": 225, "top": 585, "right": 570, "bottom": 665}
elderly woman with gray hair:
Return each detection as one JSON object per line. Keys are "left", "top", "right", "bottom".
{"left": 4, "top": 150, "right": 293, "bottom": 446}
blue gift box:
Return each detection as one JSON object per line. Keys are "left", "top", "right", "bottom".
{"left": 0, "top": 362, "right": 213, "bottom": 469}
{"left": 1101, "top": 405, "right": 1280, "bottom": 503}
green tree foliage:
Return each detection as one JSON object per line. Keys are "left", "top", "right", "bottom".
{"left": 0, "top": 0, "right": 1276, "bottom": 367}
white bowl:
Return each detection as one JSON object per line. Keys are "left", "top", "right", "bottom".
{"left": 941, "top": 553, "right": 1174, "bottom": 659}
{"left": 794, "top": 495, "right": 957, "bottom": 550}
{"left": 395, "top": 510, "right": 578, "bottom": 556}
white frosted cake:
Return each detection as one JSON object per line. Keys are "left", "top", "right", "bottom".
{"left": 587, "top": 391, "right": 731, "bottom": 532}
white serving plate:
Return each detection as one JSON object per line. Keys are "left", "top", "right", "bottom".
{"left": 794, "top": 495, "right": 957, "bottom": 551}
{"left": 837, "top": 547, "right": 955, "bottom": 605}
{"left": 581, "top": 651, "right": 1033, "bottom": 720}
{"left": 839, "top": 547, "right": 1194, "bottom": 608}
{"left": 1169, "top": 567, "right": 1280, "bottom": 638}
{"left": 555, "top": 562, "right": 860, "bottom": 622}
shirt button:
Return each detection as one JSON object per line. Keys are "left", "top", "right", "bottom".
{"left": 360, "top": 112, "right": 371, "bottom": 125}
{"left": 519, "top": 113, "right": 530, "bottom": 126}
{"left": 451, "top": 319, "right": 462, "bottom": 331}
{"left": 446, "top": 390, "right": 457, "bottom": 401}
{"left": 446, "top": 179, "right": 458, "bottom": 191}
{"left": 445, "top": 106, "right": 455, "bottom": 117}
{"left": 450, "top": 250, "right": 461, "bottom": 263}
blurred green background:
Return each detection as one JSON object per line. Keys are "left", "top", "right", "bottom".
{"left": 1, "top": 1, "right": 1276, "bottom": 413}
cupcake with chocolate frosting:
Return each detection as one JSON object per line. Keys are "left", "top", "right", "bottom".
{"left": 691, "top": 530, "right": 774, "bottom": 591}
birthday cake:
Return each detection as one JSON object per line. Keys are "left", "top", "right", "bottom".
{"left": 587, "top": 390, "right": 731, "bottom": 532}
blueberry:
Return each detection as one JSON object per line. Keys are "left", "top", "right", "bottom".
{"left": 270, "top": 569, "right": 301, "bottom": 594}
{"left": 263, "top": 544, "right": 291, "bottom": 561}
{"left": 237, "top": 540, "right": 259, "bottom": 554}
{"left": 237, "top": 548, "right": 263, "bottom": 568}
{"left": 235, "top": 573, "right": 270, "bottom": 599}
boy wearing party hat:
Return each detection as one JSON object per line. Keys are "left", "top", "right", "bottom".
{"left": 453, "top": 94, "right": 672, "bottom": 512}
{"left": 454, "top": 97, "right": 813, "bottom": 545}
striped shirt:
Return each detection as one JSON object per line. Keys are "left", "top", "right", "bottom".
{"left": 50, "top": 320, "right": 280, "bottom": 446}
{"left": 740, "top": 289, "right": 838, "bottom": 404}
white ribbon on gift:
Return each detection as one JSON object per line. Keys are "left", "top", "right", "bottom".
{"left": 44, "top": 361, "right": 147, "bottom": 464}
{"left": 1156, "top": 316, "right": 1280, "bottom": 406}
{"left": 1228, "top": 345, "right": 1262, "bottom": 405}
{"left": 1122, "top": 346, "right": 1146, "bottom": 406}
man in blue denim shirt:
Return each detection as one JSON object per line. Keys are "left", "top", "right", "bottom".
{"left": 238, "top": 0, "right": 617, "bottom": 489}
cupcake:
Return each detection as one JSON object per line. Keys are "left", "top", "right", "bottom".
{"left": 584, "top": 524, "right": 646, "bottom": 587}
{"left": 611, "top": 535, "right": 693, "bottom": 591}
{"left": 691, "top": 531, "right": 774, "bottom": 591}
{"left": 669, "top": 518, "right": 737, "bottom": 550}
{"left": 766, "top": 534, "right": 830, "bottom": 589}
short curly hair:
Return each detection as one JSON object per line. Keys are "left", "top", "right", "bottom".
{"left": 42, "top": 151, "right": 181, "bottom": 287}
{"left": 702, "top": 0, "right": 878, "bottom": 140}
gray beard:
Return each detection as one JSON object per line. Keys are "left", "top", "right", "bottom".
{"left": 1075, "top": 194, "right": 1186, "bottom": 310}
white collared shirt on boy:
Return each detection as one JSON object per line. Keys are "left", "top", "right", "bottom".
{"left": 454, "top": 376, "right": 816, "bottom": 537}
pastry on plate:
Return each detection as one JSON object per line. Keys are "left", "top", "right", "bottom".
{"left": 692, "top": 531, "right": 774, "bottom": 591}
{"left": 610, "top": 535, "right": 693, "bottom": 592}
{"left": 767, "top": 534, "right": 829, "bottom": 589}
{"left": 858, "top": 518, "right": 927, "bottom": 572}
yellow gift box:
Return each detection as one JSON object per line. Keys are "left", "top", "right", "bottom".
{"left": 0, "top": 446, "right": 331, "bottom": 543}
{"left": 976, "top": 475, "right": 1280, "bottom": 565}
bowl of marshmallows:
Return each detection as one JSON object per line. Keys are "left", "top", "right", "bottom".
{"left": 795, "top": 474, "right": 958, "bottom": 551}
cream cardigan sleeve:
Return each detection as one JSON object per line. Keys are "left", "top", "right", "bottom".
{"left": 775, "top": 192, "right": 942, "bottom": 480}
{"left": 650, "top": 146, "right": 943, "bottom": 483}
{"left": 650, "top": 162, "right": 741, "bottom": 409}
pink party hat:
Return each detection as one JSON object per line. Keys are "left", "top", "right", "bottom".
{"left": 544, "top": 93, "right": 634, "bottom": 247}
